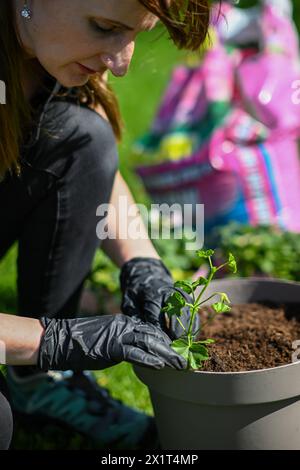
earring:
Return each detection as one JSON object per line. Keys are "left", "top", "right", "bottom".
{"left": 21, "top": 2, "right": 32, "bottom": 20}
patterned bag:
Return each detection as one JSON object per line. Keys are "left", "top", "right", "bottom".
{"left": 134, "top": 1, "right": 300, "bottom": 238}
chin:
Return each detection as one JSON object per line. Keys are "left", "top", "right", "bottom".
{"left": 58, "top": 74, "right": 90, "bottom": 88}
{"left": 49, "top": 65, "right": 89, "bottom": 87}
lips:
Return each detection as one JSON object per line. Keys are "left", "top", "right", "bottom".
{"left": 76, "top": 63, "right": 98, "bottom": 74}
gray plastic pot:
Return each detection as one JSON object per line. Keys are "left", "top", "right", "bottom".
{"left": 134, "top": 278, "right": 300, "bottom": 450}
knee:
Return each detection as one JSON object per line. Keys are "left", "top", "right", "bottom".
{"left": 29, "top": 100, "right": 119, "bottom": 183}
{"left": 72, "top": 104, "right": 119, "bottom": 183}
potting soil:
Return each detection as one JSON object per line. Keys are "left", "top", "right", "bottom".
{"left": 197, "top": 303, "right": 300, "bottom": 372}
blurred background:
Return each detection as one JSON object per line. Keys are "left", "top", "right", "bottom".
{"left": 1, "top": 0, "right": 300, "bottom": 448}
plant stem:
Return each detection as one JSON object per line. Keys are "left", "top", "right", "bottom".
{"left": 195, "top": 293, "right": 218, "bottom": 308}
{"left": 186, "top": 257, "right": 218, "bottom": 341}
{"left": 176, "top": 315, "right": 187, "bottom": 333}
{"left": 187, "top": 305, "right": 198, "bottom": 338}
{"left": 184, "top": 258, "right": 214, "bottom": 344}
{"left": 215, "top": 261, "right": 230, "bottom": 273}
{"left": 194, "top": 263, "right": 215, "bottom": 306}
{"left": 196, "top": 291, "right": 228, "bottom": 308}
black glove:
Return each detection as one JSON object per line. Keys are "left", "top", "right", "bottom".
{"left": 37, "top": 313, "right": 187, "bottom": 372}
{"left": 120, "top": 257, "right": 200, "bottom": 341}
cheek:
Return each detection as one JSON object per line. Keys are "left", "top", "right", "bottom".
{"left": 35, "top": 43, "right": 101, "bottom": 87}
{"left": 29, "top": 16, "right": 112, "bottom": 87}
{"left": 32, "top": 23, "right": 98, "bottom": 72}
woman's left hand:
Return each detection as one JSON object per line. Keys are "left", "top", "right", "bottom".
{"left": 120, "top": 257, "right": 200, "bottom": 340}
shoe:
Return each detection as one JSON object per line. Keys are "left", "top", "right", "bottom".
{"left": 6, "top": 367, "right": 159, "bottom": 449}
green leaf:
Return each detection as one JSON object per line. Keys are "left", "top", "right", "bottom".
{"left": 194, "top": 338, "right": 215, "bottom": 345}
{"left": 171, "top": 338, "right": 190, "bottom": 360}
{"left": 212, "top": 302, "right": 231, "bottom": 314}
{"left": 190, "top": 342, "right": 210, "bottom": 356}
{"left": 162, "top": 291, "right": 186, "bottom": 317}
{"left": 188, "top": 352, "right": 199, "bottom": 370}
{"left": 220, "top": 292, "right": 230, "bottom": 304}
{"left": 188, "top": 343, "right": 210, "bottom": 369}
{"left": 174, "top": 280, "right": 193, "bottom": 294}
{"left": 192, "top": 277, "right": 208, "bottom": 289}
{"left": 228, "top": 252, "right": 237, "bottom": 273}
{"left": 196, "top": 249, "right": 215, "bottom": 259}
{"left": 172, "top": 338, "right": 213, "bottom": 370}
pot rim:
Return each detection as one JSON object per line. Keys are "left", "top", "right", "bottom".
{"left": 192, "top": 358, "right": 300, "bottom": 376}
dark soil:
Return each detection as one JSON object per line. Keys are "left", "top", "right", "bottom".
{"left": 196, "top": 303, "right": 300, "bottom": 372}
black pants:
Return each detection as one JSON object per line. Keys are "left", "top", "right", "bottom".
{"left": 0, "top": 99, "right": 118, "bottom": 318}
{"left": 0, "top": 99, "right": 119, "bottom": 443}
{"left": 0, "top": 372, "right": 13, "bottom": 449}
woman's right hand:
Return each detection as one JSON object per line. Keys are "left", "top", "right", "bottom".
{"left": 37, "top": 313, "right": 187, "bottom": 371}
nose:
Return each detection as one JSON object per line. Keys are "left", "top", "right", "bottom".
{"left": 100, "top": 41, "right": 135, "bottom": 77}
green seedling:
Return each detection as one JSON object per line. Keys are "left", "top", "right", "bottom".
{"left": 162, "top": 249, "right": 237, "bottom": 370}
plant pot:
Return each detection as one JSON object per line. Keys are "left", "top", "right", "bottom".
{"left": 134, "top": 278, "right": 300, "bottom": 450}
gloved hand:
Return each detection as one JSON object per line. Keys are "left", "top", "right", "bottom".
{"left": 37, "top": 313, "right": 187, "bottom": 372}
{"left": 120, "top": 257, "right": 200, "bottom": 341}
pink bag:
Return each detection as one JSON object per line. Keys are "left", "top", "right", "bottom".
{"left": 236, "top": 4, "right": 300, "bottom": 134}
{"left": 135, "top": 1, "right": 300, "bottom": 237}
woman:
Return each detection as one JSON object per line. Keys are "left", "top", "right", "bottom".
{"left": 0, "top": 0, "right": 210, "bottom": 450}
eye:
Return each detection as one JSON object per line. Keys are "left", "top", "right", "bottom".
{"left": 91, "top": 20, "right": 115, "bottom": 35}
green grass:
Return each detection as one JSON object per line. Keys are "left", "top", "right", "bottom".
{"left": 0, "top": 245, "right": 17, "bottom": 314}
{"left": 95, "top": 363, "right": 153, "bottom": 416}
